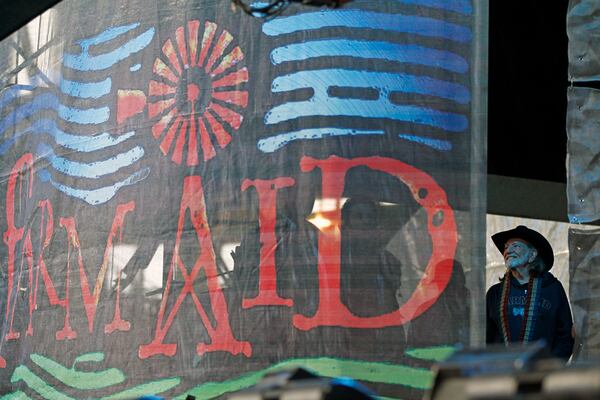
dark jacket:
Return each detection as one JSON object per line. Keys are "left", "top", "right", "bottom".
{"left": 486, "top": 271, "right": 574, "bottom": 360}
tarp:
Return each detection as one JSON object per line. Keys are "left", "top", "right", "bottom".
{"left": 568, "top": 0, "right": 600, "bottom": 81}
{"left": 568, "top": 227, "right": 600, "bottom": 361}
{"left": 566, "top": 87, "right": 600, "bottom": 224}
{"left": 567, "top": 0, "right": 600, "bottom": 363}
{"left": 0, "top": 0, "right": 487, "bottom": 398}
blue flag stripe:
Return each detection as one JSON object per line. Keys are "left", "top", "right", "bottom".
{"left": 59, "top": 77, "right": 112, "bottom": 99}
{"left": 265, "top": 98, "right": 467, "bottom": 132}
{"left": 0, "top": 119, "right": 133, "bottom": 156}
{"left": 271, "top": 69, "right": 470, "bottom": 104}
{"left": 257, "top": 128, "right": 453, "bottom": 153}
{"left": 270, "top": 39, "right": 468, "bottom": 73}
{"left": 64, "top": 26, "right": 154, "bottom": 71}
{"left": 37, "top": 142, "right": 145, "bottom": 179}
{"left": 262, "top": 10, "right": 472, "bottom": 43}
{"left": 257, "top": 128, "right": 385, "bottom": 153}
{"left": 0, "top": 93, "right": 111, "bottom": 134}
{"left": 38, "top": 167, "right": 151, "bottom": 206}
{"left": 58, "top": 103, "right": 109, "bottom": 124}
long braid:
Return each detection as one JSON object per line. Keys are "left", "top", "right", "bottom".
{"left": 499, "top": 270, "right": 512, "bottom": 344}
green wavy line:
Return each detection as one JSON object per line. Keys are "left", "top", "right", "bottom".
{"left": 10, "top": 361, "right": 180, "bottom": 400}
{"left": 30, "top": 353, "right": 125, "bottom": 390}
{"left": 405, "top": 346, "right": 457, "bottom": 361}
{"left": 0, "top": 391, "right": 32, "bottom": 400}
{"left": 177, "top": 357, "right": 433, "bottom": 399}
{"left": 10, "top": 366, "right": 75, "bottom": 400}
{"left": 72, "top": 352, "right": 106, "bottom": 367}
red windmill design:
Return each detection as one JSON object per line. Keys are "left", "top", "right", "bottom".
{"left": 117, "top": 20, "right": 249, "bottom": 166}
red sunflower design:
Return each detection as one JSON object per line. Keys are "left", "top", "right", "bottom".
{"left": 148, "top": 20, "right": 249, "bottom": 166}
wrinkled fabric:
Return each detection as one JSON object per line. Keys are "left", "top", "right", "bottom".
{"left": 567, "top": 87, "right": 600, "bottom": 223}
{"left": 568, "top": 0, "right": 600, "bottom": 81}
{"left": 0, "top": 0, "right": 486, "bottom": 398}
{"left": 568, "top": 227, "right": 600, "bottom": 361}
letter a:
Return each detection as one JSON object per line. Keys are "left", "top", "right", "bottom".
{"left": 139, "top": 175, "right": 251, "bottom": 359}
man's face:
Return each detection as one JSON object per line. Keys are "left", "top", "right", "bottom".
{"left": 503, "top": 239, "right": 536, "bottom": 269}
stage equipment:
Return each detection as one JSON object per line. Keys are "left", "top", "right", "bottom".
{"left": 226, "top": 367, "right": 375, "bottom": 400}
{"left": 231, "top": 0, "right": 349, "bottom": 18}
{"left": 426, "top": 340, "right": 600, "bottom": 400}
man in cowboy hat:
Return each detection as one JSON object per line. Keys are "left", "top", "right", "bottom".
{"left": 486, "top": 225, "right": 574, "bottom": 360}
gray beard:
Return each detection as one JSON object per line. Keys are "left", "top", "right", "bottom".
{"left": 505, "top": 258, "right": 527, "bottom": 270}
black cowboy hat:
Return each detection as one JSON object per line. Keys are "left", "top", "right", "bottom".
{"left": 491, "top": 225, "right": 554, "bottom": 271}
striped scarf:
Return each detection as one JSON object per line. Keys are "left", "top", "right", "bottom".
{"left": 499, "top": 270, "right": 542, "bottom": 344}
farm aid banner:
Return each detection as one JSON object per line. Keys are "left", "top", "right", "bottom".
{"left": 0, "top": 0, "right": 485, "bottom": 398}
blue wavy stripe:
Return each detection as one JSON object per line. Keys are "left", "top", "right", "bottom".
{"left": 0, "top": 93, "right": 110, "bottom": 133}
{"left": 0, "top": 84, "right": 36, "bottom": 109}
{"left": 262, "top": 10, "right": 472, "bottom": 43}
{"left": 37, "top": 142, "right": 144, "bottom": 179}
{"left": 0, "top": 119, "right": 133, "bottom": 155}
{"left": 272, "top": 69, "right": 470, "bottom": 104}
{"left": 257, "top": 128, "right": 385, "bottom": 153}
{"left": 265, "top": 98, "right": 467, "bottom": 132}
{"left": 63, "top": 24, "right": 155, "bottom": 71}
{"left": 59, "top": 77, "right": 112, "bottom": 99}
{"left": 58, "top": 103, "right": 109, "bottom": 124}
{"left": 38, "top": 167, "right": 150, "bottom": 205}
{"left": 271, "top": 39, "right": 468, "bottom": 73}
{"left": 394, "top": 0, "right": 472, "bottom": 14}
{"left": 398, "top": 134, "right": 452, "bottom": 151}
{"left": 0, "top": 92, "right": 56, "bottom": 134}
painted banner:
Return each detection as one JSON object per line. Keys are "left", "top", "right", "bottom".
{"left": 0, "top": 0, "right": 486, "bottom": 398}
{"left": 567, "top": 0, "right": 600, "bottom": 364}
